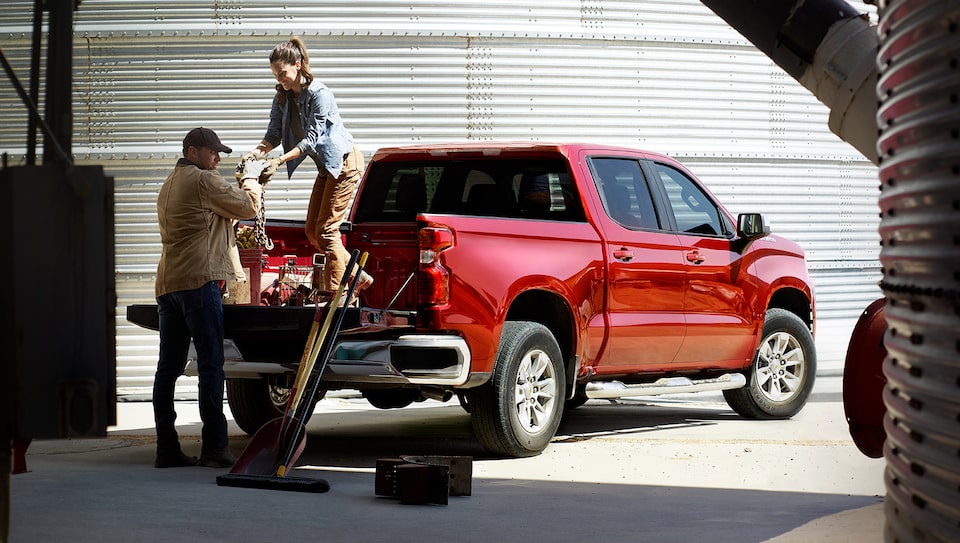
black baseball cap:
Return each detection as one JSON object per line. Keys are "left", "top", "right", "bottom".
{"left": 183, "top": 127, "right": 232, "bottom": 153}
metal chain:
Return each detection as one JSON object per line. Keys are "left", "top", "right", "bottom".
{"left": 254, "top": 187, "right": 273, "bottom": 250}
{"left": 236, "top": 156, "right": 274, "bottom": 251}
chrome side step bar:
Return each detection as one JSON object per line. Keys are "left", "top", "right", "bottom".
{"left": 584, "top": 373, "right": 746, "bottom": 399}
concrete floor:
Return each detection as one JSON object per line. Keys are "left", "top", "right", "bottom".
{"left": 8, "top": 374, "right": 886, "bottom": 542}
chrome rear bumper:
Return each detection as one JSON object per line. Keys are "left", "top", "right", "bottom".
{"left": 188, "top": 335, "right": 471, "bottom": 386}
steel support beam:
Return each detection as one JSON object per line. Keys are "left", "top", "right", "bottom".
{"left": 43, "top": 0, "right": 75, "bottom": 163}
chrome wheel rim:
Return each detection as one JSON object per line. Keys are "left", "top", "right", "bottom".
{"left": 268, "top": 383, "right": 291, "bottom": 410}
{"left": 755, "top": 331, "right": 805, "bottom": 402}
{"left": 514, "top": 349, "right": 558, "bottom": 434}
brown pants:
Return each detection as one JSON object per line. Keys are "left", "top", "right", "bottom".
{"left": 305, "top": 144, "right": 364, "bottom": 291}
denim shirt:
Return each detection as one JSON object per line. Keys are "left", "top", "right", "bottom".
{"left": 263, "top": 79, "right": 354, "bottom": 179}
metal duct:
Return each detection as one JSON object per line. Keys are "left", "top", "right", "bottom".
{"left": 876, "top": 1, "right": 960, "bottom": 541}
{"left": 700, "top": 0, "right": 880, "bottom": 164}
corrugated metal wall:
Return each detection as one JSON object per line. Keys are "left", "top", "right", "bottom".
{"left": 0, "top": 0, "right": 881, "bottom": 394}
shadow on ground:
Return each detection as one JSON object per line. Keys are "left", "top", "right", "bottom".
{"left": 11, "top": 442, "right": 880, "bottom": 543}
{"left": 12, "top": 400, "right": 881, "bottom": 543}
{"left": 256, "top": 399, "right": 741, "bottom": 466}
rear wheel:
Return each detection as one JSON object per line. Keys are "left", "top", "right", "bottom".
{"left": 723, "top": 308, "right": 816, "bottom": 419}
{"left": 226, "top": 376, "right": 321, "bottom": 434}
{"left": 469, "top": 321, "right": 566, "bottom": 457}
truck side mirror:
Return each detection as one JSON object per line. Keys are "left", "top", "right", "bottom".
{"left": 737, "top": 213, "right": 770, "bottom": 238}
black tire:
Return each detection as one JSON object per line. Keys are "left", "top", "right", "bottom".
{"left": 362, "top": 388, "right": 419, "bottom": 409}
{"left": 468, "top": 321, "right": 566, "bottom": 457}
{"left": 226, "top": 377, "right": 287, "bottom": 434}
{"left": 723, "top": 308, "right": 816, "bottom": 419}
{"left": 226, "top": 377, "right": 321, "bottom": 434}
{"left": 456, "top": 392, "right": 470, "bottom": 413}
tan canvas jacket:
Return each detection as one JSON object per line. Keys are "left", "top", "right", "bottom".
{"left": 155, "top": 159, "right": 262, "bottom": 298}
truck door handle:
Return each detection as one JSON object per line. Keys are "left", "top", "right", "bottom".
{"left": 614, "top": 249, "right": 634, "bottom": 262}
{"left": 686, "top": 251, "right": 704, "bottom": 264}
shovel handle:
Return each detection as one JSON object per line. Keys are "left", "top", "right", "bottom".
{"left": 285, "top": 272, "right": 340, "bottom": 415}
{"left": 306, "top": 252, "right": 369, "bottom": 366}
{"left": 277, "top": 251, "right": 369, "bottom": 476}
{"left": 287, "top": 319, "right": 321, "bottom": 413}
{"left": 286, "top": 250, "right": 361, "bottom": 414}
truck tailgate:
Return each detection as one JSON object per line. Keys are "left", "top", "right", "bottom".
{"left": 348, "top": 223, "right": 420, "bottom": 310}
{"left": 126, "top": 304, "right": 363, "bottom": 364}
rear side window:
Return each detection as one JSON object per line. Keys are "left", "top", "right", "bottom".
{"left": 352, "top": 158, "right": 586, "bottom": 222}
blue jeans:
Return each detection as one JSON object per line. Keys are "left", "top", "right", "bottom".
{"left": 153, "top": 281, "right": 228, "bottom": 456}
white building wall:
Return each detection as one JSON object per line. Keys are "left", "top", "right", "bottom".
{"left": 0, "top": 0, "right": 881, "bottom": 393}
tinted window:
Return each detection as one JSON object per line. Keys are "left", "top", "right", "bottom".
{"left": 652, "top": 163, "right": 728, "bottom": 236}
{"left": 353, "top": 159, "right": 586, "bottom": 222}
{"left": 589, "top": 158, "right": 659, "bottom": 230}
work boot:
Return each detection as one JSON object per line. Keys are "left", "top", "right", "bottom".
{"left": 154, "top": 450, "right": 197, "bottom": 469}
{"left": 347, "top": 270, "right": 375, "bottom": 306}
{"left": 197, "top": 450, "right": 236, "bottom": 468}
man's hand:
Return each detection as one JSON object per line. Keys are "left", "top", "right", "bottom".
{"left": 240, "top": 158, "right": 268, "bottom": 181}
{"left": 235, "top": 151, "right": 267, "bottom": 182}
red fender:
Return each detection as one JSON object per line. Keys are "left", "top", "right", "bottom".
{"left": 842, "top": 298, "right": 887, "bottom": 458}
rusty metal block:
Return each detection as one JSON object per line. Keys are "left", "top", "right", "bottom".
{"left": 374, "top": 458, "right": 405, "bottom": 498}
{"left": 398, "top": 464, "right": 448, "bottom": 505}
{"left": 402, "top": 455, "right": 472, "bottom": 496}
{"left": 375, "top": 455, "right": 472, "bottom": 505}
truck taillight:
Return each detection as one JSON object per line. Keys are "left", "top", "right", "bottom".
{"left": 418, "top": 226, "right": 454, "bottom": 307}
{"left": 419, "top": 227, "right": 454, "bottom": 264}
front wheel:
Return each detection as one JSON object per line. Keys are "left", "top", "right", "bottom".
{"left": 723, "top": 308, "right": 816, "bottom": 419}
{"left": 468, "top": 321, "right": 566, "bottom": 457}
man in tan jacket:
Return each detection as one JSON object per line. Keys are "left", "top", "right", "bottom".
{"left": 153, "top": 127, "right": 267, "bottom": 469}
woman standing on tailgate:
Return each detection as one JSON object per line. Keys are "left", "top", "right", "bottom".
{"left": 249, "top": 36, "right": 372, "bottom": 294}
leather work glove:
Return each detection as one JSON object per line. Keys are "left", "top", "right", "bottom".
{"left": 239, "top": 158, "right": 269, "bottom": 181}
{"left": 258, "top": 157, "right": 283, "bottom": 185}
{"left": 234, "top": 151, "right": 266, "bottom": 182}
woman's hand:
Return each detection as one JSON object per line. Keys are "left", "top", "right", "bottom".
{"left": 242, "top": 151, "right": 264, "bottom": 163}
{"left": 253, "top": 141, "right": 273, "bottom": 156}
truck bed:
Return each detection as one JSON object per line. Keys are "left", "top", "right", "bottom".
{"left": 126, "top": 303, "right": 365, "bottom": 365}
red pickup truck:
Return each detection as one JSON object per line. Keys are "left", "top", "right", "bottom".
{"left": 129, "top": 142, "right": 816, "bottom": 458}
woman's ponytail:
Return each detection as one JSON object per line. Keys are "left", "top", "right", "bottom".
{"left": 290, "top": 36, "right": 314, "bottom": 87}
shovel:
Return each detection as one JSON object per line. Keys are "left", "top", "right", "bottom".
{"left": 217, "top": 250, "right": 367, "bottom": 492}
{"left": 274, "top": 251, "right": 369, "bottom": 476}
